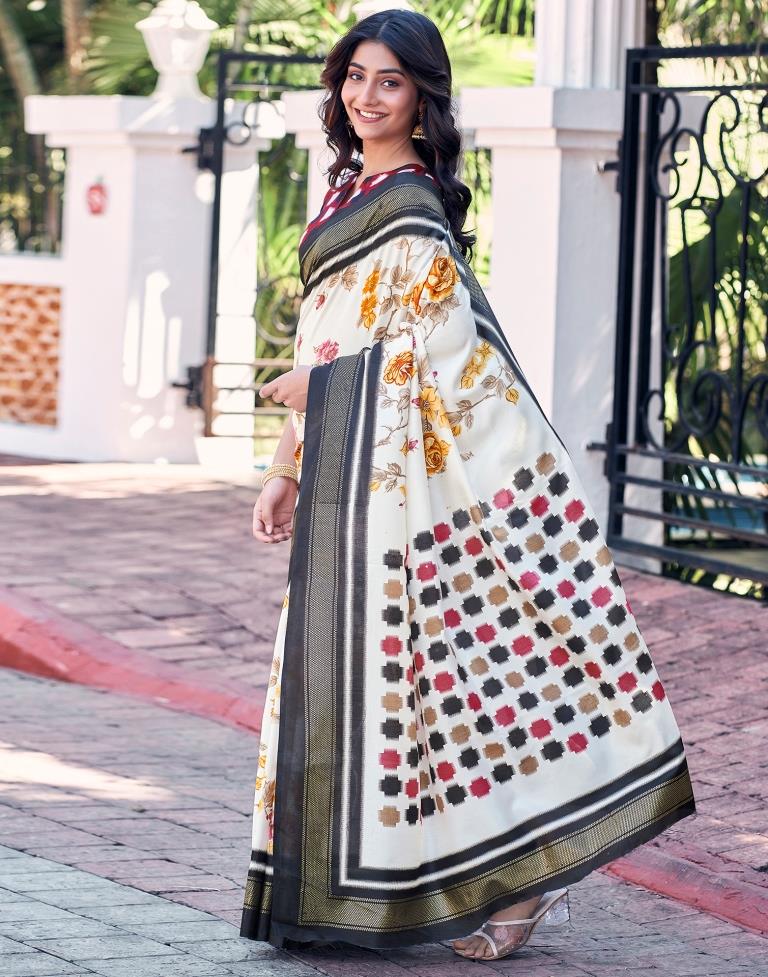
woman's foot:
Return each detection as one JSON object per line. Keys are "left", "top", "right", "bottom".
{"left": 451, "top": 894, "right": 542, "bottom": 959}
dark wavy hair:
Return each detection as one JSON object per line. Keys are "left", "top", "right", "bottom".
{"left": 318, "top": 9, "right": 476, "bottom": 259}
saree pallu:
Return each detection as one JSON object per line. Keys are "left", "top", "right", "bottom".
{"left": 240, "top": 168, "right": 696, "bottom": 949}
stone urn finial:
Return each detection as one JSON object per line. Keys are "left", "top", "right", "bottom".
{"left": 352, "top": 0, "right": 413, "bottom": 22}
{"left": 136, "top": 0, "right": 218, "bottom": 100}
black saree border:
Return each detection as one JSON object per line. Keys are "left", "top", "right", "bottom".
{"left": 299, "top": 174, "right": 446, "bottom": 290}
{"left": 266, "top": 341, "right": 383, "bottom": 940}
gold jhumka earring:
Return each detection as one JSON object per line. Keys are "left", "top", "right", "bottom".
{"left": 412, "top": 108, "right": 426, "bottom": 140}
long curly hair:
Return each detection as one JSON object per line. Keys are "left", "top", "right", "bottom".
{"left": 318, "top": 9, "right": 476, "bottom": 259}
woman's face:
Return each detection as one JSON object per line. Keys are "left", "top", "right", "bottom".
{"left": 340, "top": 40, "right": 421, "bottom": 145}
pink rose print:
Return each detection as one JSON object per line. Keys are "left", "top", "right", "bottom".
{"left": 313, "top": 338, "right": 339, "bottom": 364}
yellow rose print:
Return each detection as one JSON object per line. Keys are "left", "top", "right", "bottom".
{"left": 360, "top": 292, "right": 378, "bottom": 329}
{"left": 383, "top": 351, "right": 415, "bottom": 385}
{"left": 423, "top": 429, "right": 451, "bottom": 475}
{"left": 424, "top": 254, "right": 459, "bottom": 303}
{"left": 419, "top": 386, "right": 449, "bottom": 428}
{"left": 363, "top": 267, "right": 380, "bottom": 293}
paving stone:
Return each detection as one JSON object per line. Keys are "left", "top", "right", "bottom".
{"left": 21, "top": 935, "right": 178, "bottom": 960}
{"left": 0, "top": 953, "right": 92, "bottom": 976}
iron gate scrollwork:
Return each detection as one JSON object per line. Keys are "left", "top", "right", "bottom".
{"left": 596, "top": 42, "right": 768, "bottom": 598}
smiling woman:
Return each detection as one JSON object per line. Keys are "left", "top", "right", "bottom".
{"left": 240, "top": 7, "right": 696, "bottom": 964}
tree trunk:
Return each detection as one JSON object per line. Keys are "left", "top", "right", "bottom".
{"left": 62, "top": 0, "right": 89, "bottom": 92}
{"left": 644, "top": 0, "right": 660, "bottom": 47}
{"left": 233, "top": 0, "right": 254, "bottom": 52}
{"left": 0, "top": 0, "right": 42, "bottom": 104}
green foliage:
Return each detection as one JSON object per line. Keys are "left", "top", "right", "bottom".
{"left": 659, "top": 0, "right": 768, "bottom": 44}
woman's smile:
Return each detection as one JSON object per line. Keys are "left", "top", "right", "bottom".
{"left": 354, "top": 107, "right": 387, "bottom": 123}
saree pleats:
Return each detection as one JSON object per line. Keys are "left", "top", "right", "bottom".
{"left": 240, "top": 170, "right": 696, "bottom": 949}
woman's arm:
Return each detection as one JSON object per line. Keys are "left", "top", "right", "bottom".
{"left": 272, "top": 409, "right": 298, "bottom": 466}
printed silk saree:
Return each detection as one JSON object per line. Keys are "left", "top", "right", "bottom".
{"left": 240, "top": 164, "right": 696, "bottom": 949}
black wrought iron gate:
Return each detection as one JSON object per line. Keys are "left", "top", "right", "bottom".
{"left": 175, "top": 50, "right": 324, "bottom": 447}
{"left": 592, "top": 43, "right": 768, "bottom": 598}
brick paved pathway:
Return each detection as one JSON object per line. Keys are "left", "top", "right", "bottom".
{"left": 1, "top": 668, "right": 766, "bottom": 977}
{"left": 1, "top": 460, "right": 767, "bottom": 892}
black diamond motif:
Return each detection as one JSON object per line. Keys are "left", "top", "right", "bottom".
{"left": 414, "top": 531, "right": 434, "bottom": 551}
{"left": 574, "top": 560, "right": 595, "bottom": 582}
{"left": 383, "top": 549, "right": 403, "bottom": 569}
{"left": 514, "top": 467, "right": 534, "bottom": 490}
{"left": 589, "top": 714, "right": 611, "bottom": 736}
{"left": 507, "top": 727, "right": 528, "bottom": 748}
{"left": 518, "top": 691, "right": 539, "bottom": 709}
{"left": 548, "top": 472, "right": 569, "bottom": 495}
{"left": 507, "top": 508, "right": 529, "bottom": 529}
{"left": 538, "top": 554, "right": 558, "bottom": 574}
{"left": 429, "top": 641, "right": 448, "bottom": 662}
{"left": 534, "top": 589, "right": 556, "bottom": 609}
{"left": 462, "top": 595, "right": 485, "bottom": 616}
{"left": 636, "top": 652, "right": 652, "bottom": 673}
{"left": 542, "top": 740, "right": 565, "bottom": 761}
{"left": 475, "top": 558, "right": 495, "bottom": 578}
{"left": 446, "top": 784, "right": 467, "bottom": 805}
{"left": 631, "top": 691, "right": 653, "bottom": 713}
{"left": 459, "top": 747, "right": 480, "bottom": 768}
{"left": 455, "top": 630, "right": 474, "bottom": 649}
{"left": 440, "top": 695, "right": 463, "bottom": 716}
{"left": 482, "top": 677, "right": 504, "bottom": 697}
{"left": 571, "top": 599, "right": 591, "bottom": 618}
{"left": 602, "top": 644, "right": 622, "bottom": 665}
{"left": 428, "top": 731, "right": 446, "bottom": 752}
{"left": 563, "top": 666, "right": 585, "bottom": 687}
{"left": 498, "top": 607, "right": 521, "bottom": 629}
{"left": 380, "top": 775, "right": 401, "bottom": 796}
{"left": 543, "top": 515, "right": 564, "bottom": 537}
{"left": 554, "top": 704, "right": 576, "bottom": 724}
{"left": 381, "top": 719, "right": 403, "bottom": 739}
{"left": 607, "top": 605, "right": 627, "bottom": 626}
{"left": 493, "top": 763, "right": 515, "bottom": 783}
{"left": 525, "top": 656, "right": 548, "bottom": 677}
{"left": 578, "top": 518, "right": 599, "bottom": 541}
{"left": 419, "top": 586, "right": 440, "bottom": 607}
{"left": 382, "top": 662, "right": 403, "bottom": 682}
{"left": 489, "top": 644, "right": 510, "bottom": 664}
{"left": 475, "top": 715, "right": 494, "bottom": 734}
{"left": 452, "top": 509, "right": 471, "bottom": 530}
{"left": 441, "top": 545, "right": 461, "bottom": 565}
{"left": 504, "top": 544, "right": 523, "bottom": 564}
{"left": 382, "top": 605, "right": 403, "bottom": 626}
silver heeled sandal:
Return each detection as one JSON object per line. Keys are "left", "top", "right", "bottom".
{"left": 451, "top": 887, "right": 570, "bottom": 960}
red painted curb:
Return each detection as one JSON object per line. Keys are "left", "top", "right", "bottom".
{"left": 1, "top": 587, "right": 766, "bottom": 938}
{"left": 0, "top": 586, "right": 265, "bottom": 735}
{"left": 604, "top": 843, "right": 768, "bottom": 936}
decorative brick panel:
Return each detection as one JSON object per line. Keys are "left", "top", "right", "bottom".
{"left": 0, "top": 283, "right": 61, "bottom": 426}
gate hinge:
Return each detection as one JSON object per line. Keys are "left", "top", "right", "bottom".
{"left": 171, "top": 364, "right": 205, "bottom": 409}
{"left": 596, "top": 139, "right": 622, "bottom": 192}
{"left": 181, "top": 127, "right": 217, "bottom": 172}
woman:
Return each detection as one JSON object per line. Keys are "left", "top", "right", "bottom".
{"left": 240, "top": 9, "right": 696, "bottom": 961}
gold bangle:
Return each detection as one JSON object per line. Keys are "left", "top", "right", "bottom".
{"left": 262, "top": 463, "right": 299, "bottom": 487}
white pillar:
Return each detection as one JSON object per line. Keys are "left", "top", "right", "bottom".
{"left": 7, "top": 95, "right": 216, "bottom": 463}
{"left": 461, "top": 0, "right": 645, "bottom": 533}
{"left": 205, "top": 100, "right": 285, "bottom": 464}
{"left": 282, "top": 91, "right": 331, "bottom": 225}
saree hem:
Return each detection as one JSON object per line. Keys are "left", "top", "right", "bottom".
{"left": 239, "top": 792, "right": 695, "bottom": 949}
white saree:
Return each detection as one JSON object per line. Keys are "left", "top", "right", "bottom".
{"left": 240, "top": 163, "right": 696, "bottom": 949}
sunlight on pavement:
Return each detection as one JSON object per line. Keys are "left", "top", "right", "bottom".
{"left": 0, "top": 743, "right": 174, "bottom": 802}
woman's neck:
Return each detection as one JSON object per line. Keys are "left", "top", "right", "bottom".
{"left": 356, "top": 138, "right": 423, "bottom": 184}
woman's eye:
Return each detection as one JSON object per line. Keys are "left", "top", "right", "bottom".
{"left": 348, "top": 71, "right": 363, "bottom": 81}
{"left": 382, "top": 79, "right": 398, "bottom": 88}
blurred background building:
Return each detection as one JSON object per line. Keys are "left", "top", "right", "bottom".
{"left": 0, "top": 0, "right": 766, "bottom": 598}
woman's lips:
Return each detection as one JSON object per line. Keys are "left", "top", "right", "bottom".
{"left": 354, "top": 108, "right": 387, "bottom": 124}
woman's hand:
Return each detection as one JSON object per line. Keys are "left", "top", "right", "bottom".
{"left": 253, "top": 477, "right": 298, "bottom": 543}
{"left": 259, "top": 366, "right": 313, "bottom": 412}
